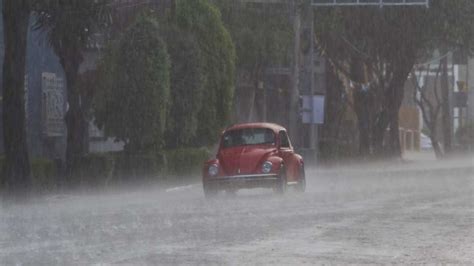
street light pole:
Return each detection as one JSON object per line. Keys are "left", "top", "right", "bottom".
{"left": 289, "top": 0, "right": 301, "bottom": 147}
{"left": 309, "top": 5, "right": 317, "bottom": 153}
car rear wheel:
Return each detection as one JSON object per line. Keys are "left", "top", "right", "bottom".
{"left": 274, "top": 165, "right": 287, "bottom": 194}
{"left": 295, "top": 164, "right": 306, "bottom": 193}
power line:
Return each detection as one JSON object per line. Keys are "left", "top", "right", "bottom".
{"left": 415, "top": 50, "right": 456, "bottom": 66}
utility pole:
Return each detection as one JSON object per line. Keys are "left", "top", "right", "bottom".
{"left": 260, "top": 81, "right": 267, "bottom": 122}
{"left": 289, "top": 0, "right": 301, "bottom": 147}
{"left": 309, "top": 5, "right": 317, "bottom": 152}
{"left": 441, "top": 52, "right": 452, "bottom": 154}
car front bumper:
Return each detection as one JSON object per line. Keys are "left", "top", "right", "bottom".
{"left": 205, "top": 173, "right": 279, "bottom": 189}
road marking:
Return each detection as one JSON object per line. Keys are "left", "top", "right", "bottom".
{"left": 165, "top": 184, "right": 196, "bottom": 193}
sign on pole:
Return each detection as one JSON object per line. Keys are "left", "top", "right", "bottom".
{"left": 42, "top": 72, "right": 65, "bottom": 137}
{"left": 311, "top": 0, "right": 429, "bottom": 7}
{"left": 302, "top": 95, "right": 325, "bottom": 124}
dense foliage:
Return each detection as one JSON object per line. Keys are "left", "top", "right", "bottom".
{"left": 176, "top": 0, "right": 236, "bottom": 145}
{"left": 214, "top": 1, "right": 291, "bottom": 72}
{"left": 95, "top": 14, "right": 170, "bottom": 154}
{"left": 163, "top": 25, "right": 204, "bottom": 149}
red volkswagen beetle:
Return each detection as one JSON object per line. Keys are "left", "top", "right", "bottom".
{"left": 202, "top": 123, "right": 305, "bottom": 197}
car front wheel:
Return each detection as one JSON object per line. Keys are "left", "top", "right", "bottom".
{"left": 295, "top": 164, "right": 306, "bottom": 193}
{"left": 274, "top": 165, "right": 287, "bottom": 194}
{"left": 203, "top": 182, "right": 217, "bottom": 198}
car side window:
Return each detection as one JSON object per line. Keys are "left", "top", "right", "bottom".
{"left": 279, "top": 131, "right": 290, "bottom": 148}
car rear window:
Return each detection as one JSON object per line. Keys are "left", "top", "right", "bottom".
{"left": 222, "top": 128, "right": 275, "bottom": 148}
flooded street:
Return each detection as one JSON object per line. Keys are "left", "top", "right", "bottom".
{"left": 1, "top": 155, "right": 473, "bottom": 265}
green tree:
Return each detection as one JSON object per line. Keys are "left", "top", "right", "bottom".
{"left": 213, "top": 0, "right": 292, "bottom": 122}
{"left": 33, "top": 0, "right": 109, "bottom": 174}
{"left": 426, "top": 0, "right": 474, "bottom": 155}
{"left": 315, "top": 7, "right": 426, "bottom": 157}
{"left": 95, "top": 14, "right": 170, "bottom": 154}
{"left": 1, "top": 0, "right": 32, "bottom": 194}
{"left": 314, "top": 1, "right": 474, "bottom": 158}
{"left": 163, "top": 25, "right": 204, "bottom": 149}
{"left": 176, "top": 0, "right": 235, "bottom": 145}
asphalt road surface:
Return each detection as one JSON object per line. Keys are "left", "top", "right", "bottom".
{"left": 1, "top": 154, "right": 473, "bottom": 265}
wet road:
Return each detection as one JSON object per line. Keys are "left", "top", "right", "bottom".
{"left": 1, "top": 156, "right": 473, "bottom": 265}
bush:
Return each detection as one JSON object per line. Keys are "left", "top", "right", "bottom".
{"left": 113, "top": 151, "right": 165, "bottom": 181}
{"left": 112, "top": 148, "right": 211, "bottom": 179}
{"left": 164, "top": 147, "right": 212, "bottom": 176}
{"left": 83, "top": 149, "right": 210, "bottom": 180}
{"left": 31, "top": 158, "right": 58, "bottom": 191}
{"left": 71, "top": 153, "right": 115, "bottom": 187}
{"left": 0, "top": 147, "right": 212, "bottom": 191}
{"left": 0, "top": 156, "right": 57, "bottom": 192}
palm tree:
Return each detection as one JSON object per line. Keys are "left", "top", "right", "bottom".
{"left": 33, "top": 0, "right": 109, "bottom": 175}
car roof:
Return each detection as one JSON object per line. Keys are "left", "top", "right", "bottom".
{"left": 224, "top": 122, "right": 286, "bottom": 134}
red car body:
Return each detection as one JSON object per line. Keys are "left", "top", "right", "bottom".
{"left": 202, "top": 123, "right": 305, "bottom": 196}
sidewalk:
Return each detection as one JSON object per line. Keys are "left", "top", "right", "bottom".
{"left": 402, "top": 150, "right": 437, "bottom": 162}
{"left": 315, "top": 149, "right": 473, "bottom": 173}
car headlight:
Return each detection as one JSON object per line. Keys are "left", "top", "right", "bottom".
{"left": 262, "top": 161, "right": 272, "bottom": 174}
{"left": 208, "top": 164, "right": 219, "bottom": 176}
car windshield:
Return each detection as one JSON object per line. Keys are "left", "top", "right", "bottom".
{"left": 222, "top": 128, "right": 275, "bottom": 148}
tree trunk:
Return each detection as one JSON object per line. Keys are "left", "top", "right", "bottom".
{"left": 383, "top": 55, "right": 415, "bottom": 158}
{"left": 350, "top": 56, "right": 371, "bottom": 157}
{"left": 440, "top": 54, "right": 452, "bottom": 154}
{"left": 247, "top": 68, "right": 262, "bottom": 122}
{"left": 353, "top": 88, "right": 371, "bottom": 156}
{"left": 321, "top": 64, "right": 345, "bottom": 161}
{"left": 387, "top": 103, "right": 402, "bottom": 157}
{"left": 429, "top": 130, "right": 443, "bottom": 159}
{"left": 383, "top": 85, "right": 401, "bottom": 158}
{"left": 1, "top": 0, "right": 32, "bottom": 194}
{"left": 385, "top": 72, "right": 408, "bottom": 158}
{"left": 60, "top": 50, "right": 87, "bottom": 177}
{"left": 372, "top": 108, "right": 389, "bottom": 155}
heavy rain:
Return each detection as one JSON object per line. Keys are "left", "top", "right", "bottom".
{"left": 0, "top": 0, "right": 473, "bottom": 265}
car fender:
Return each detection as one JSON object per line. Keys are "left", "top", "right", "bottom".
{"left": 286, "top": 153, "right": 304, "bottom": 181}
{"left": 295, "top": 153, "right": 304, "bottom": 166}
{"left": 295, "top": 153, "right": 304, "bottom": 178}
{"left": 202, "top": 158, "right": 219, "bottom": 179}
{"left": 264, "top": 156, "right": 284, "bottom": 174}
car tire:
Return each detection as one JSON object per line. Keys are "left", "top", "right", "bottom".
{"left": 203, "top": 182, "right": 217, "bottom": 198}
{"left": 274, "top": 165, "right": 287, "bottom": 194}
{"left": 295, "top": 164, "right": 306, "bottom": 193}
